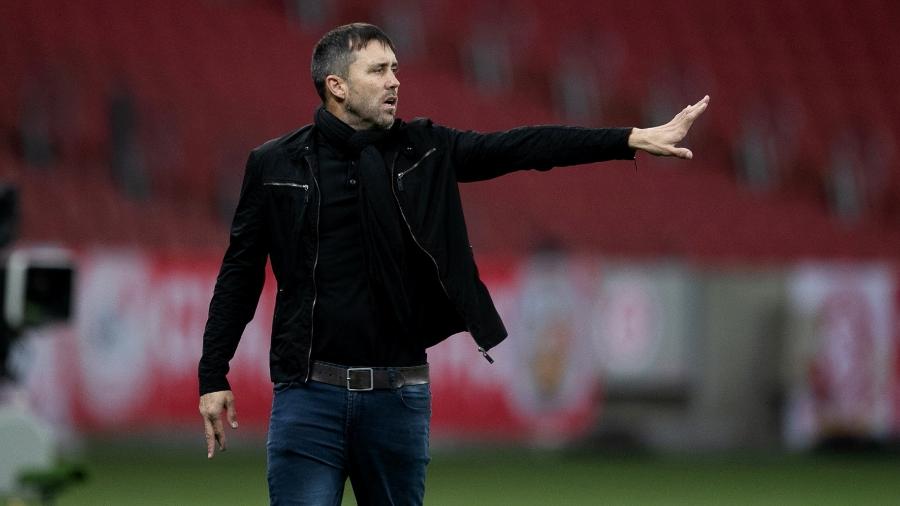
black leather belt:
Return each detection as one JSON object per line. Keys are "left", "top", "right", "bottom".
{"left": 309, "top": 361, "right": 429, "bottom": 391}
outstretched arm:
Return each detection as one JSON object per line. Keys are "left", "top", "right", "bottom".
{"left": 446, "top": 94, "right": 709, "bottom": 182}
{"left": 628, "top": 95, "right": 710, "bottom": 159}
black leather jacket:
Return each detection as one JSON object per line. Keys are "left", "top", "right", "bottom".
{"left": 199, "top": 118, "right": 634, "bottom": 395}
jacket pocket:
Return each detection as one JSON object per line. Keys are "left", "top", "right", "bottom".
{"left": 264, "top": 180, "right": 309, "bottom": 229}
{"left": 397, "top": 148, "right": 437, "bottom": 191}
{"left": 263, "top": 181, "right": 309, "bottom": 190}
{"left": 264, "top": 180, "right": 310, "bottom": 273}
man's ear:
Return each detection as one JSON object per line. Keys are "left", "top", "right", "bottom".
{"left": 325, "top": 75, "right": 346, "bottom": 101}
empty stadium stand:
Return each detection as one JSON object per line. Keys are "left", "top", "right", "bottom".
{"left": 1, "top": 0, "right": 898, "bottom": 260}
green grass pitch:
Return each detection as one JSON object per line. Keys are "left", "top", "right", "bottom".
{"left": 47, "top": 443, "right": 900, "bottom": 505}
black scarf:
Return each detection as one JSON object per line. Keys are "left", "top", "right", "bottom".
{"left": 314, "top": 107, "right": 412, "bottom": 327}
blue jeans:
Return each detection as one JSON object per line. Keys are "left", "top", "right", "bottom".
{"left": 266, "top": 379, "right": 431, "bottom": 505}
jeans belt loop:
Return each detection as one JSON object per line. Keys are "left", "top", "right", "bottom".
{"left": 389, "top": 368, "right": 405, "bottom": 389}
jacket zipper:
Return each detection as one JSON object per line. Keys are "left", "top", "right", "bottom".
{"left": 389, "top": 151, "right": 494, "bottom": 364}
{"left": 304, "top": 164, "right": 321, "bottom": 382}
{"left": 263, "top": 181, "right": 309, "bottom": 190}
{"left": 396, "top": 148, "right": 436, "bottom": 191}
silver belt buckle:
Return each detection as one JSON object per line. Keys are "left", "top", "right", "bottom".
{"left": 347, "top": 367, "right": 374, "bottom": 391}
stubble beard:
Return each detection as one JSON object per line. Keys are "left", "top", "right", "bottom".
{"left": 345, "top": 95, "right": 394, "bottom": 130}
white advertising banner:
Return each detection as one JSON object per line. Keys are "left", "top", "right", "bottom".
{"left": 784, "top": 264, "right": 896, "bottom": 449}
{"left": 590, "top": 264, "right": 695, "bottom": 389}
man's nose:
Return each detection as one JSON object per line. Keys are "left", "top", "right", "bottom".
{"left": 387, "top": 72, "right": 400, "bottom": 90}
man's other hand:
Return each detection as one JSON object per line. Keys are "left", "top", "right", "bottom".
{"left": 628, "top": 95, "right": 710, "bottom": 159}
{"left": 199, "top": 390, "right": 238, "bottom": 459}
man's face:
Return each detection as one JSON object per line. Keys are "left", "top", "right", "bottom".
{"left": 340, "top": 42, "right": 400, "bottom": 130}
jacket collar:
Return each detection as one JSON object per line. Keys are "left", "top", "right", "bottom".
{"left": 285, "top": 118, "right": 420, "bottom": 163}
{"left": 286, "top": 125, "right": 316, "bottom": 162}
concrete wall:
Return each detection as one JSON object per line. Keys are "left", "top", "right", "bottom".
{"left": 595, "top": 266, "right": 788, "bottom": 452}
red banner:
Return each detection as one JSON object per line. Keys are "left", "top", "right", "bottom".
{"left": 22, "top": 250, "right": 601, "bottom": 443}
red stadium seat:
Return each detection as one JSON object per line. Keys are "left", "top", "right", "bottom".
{"left": 0, "top": 0, "right": 898, "bottom": 259}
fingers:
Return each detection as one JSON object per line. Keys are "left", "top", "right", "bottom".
{"left": 669, "top": 95, "right": 709, "bottom": 129}
{"left": 203, "top": 414, "right": 227, "bottom": 459}
{"left": 226, "top": 395, "right": 239, "bottom": 430}
{"left": 672, "top": 147, "right": 693, "bottom": 160}
{"left": 213, "top": 415, "right": 227, "bottom": 453}
{"left": 676, "top": 95, "right": 709, "bottom": 120}
{"left": 686, "top": 95, "right": 710, "bottom": 119}
{"left": 671, "top": 95, "right": 710, "bottom": 154}
{"left": 203, "top": 416, "right": 216, "bottom": 459}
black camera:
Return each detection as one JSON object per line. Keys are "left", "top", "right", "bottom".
{"left": 0, "top": 185, "right": 74, "bottom": 381}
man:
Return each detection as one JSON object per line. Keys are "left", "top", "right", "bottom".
{"left": 199, "top": 22, "right": 709, "bottom": 505}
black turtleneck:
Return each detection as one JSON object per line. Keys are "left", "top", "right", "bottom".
{"left": 312, "top": 109, "right": 427, "bottom": 367}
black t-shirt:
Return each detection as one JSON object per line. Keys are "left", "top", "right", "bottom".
{"left": 310, "top": 133, "right": 427, "bottom": 367}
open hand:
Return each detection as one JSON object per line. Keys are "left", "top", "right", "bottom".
{"left": 628, "top": 95, "right": 710, "bottom": 159}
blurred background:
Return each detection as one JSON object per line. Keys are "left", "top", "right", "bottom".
{"left": 1, "top": 0, "right": 900, "bottom": 504}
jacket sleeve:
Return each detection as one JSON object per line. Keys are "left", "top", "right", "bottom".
{"left": 443, "top": 125, "right": 635, "bottom": 182}
{"left": 198, "top": 150, "right": 268, "bottom": 396}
